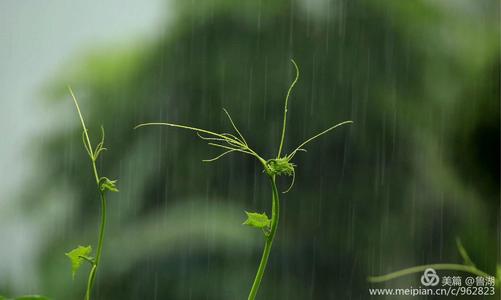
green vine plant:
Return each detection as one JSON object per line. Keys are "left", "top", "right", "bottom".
{"left": 135, "top": 59, "right": 353, "bottom": 299}
{"left": 368, "top": 238, "right": 500, "bottom": 287}
{"left": 66, "top": 87, "right": 118, "bottom": 300}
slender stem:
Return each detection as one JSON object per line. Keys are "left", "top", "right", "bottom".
{"left": 248, "top": 240, "right": 273, "bottom": 300}
{"left": 69, "top": 87, "right": 99, "bottom": 185}
{"left": 84, "top": 265, "right": 96, "bottom": 300}
{"left": 69, "top": 88, "right": 107, "bottom": 300}
{"left": 368, "top": 264, "right": 492, "bottom": 283}
{"left": 248, "top": 175, "right": 280, "bottom": 300}
{"left": 85, "top": 192, "right": 107, "bottom": 300}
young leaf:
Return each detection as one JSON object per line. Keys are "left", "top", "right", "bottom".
{"left": 65, "top": 245, "right": 93, "bottom": 279}
{"left": 266, "top": 158, "right": 295, "bottom": 177}
{"left": 99, "top": 177, "right": 118, "bottom": 193}
{"left": 243, "top": 211, "right": 271, "bottom": 229}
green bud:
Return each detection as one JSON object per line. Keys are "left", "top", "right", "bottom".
{"left": 265, "top": 158, "right": 295, "bottom": 177}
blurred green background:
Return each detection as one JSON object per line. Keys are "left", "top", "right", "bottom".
{"left": 0, "top": 0, "right": 499, "bottom": 299}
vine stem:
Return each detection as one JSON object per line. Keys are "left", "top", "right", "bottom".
{"left": 247, "top": 175, "right": 280, "bottom": 300}
{"left": 84, "top": 265, "right": 96, "bottom": 300}
{"left": 85, "top": 192, "right": 107, "bottom": 300}
{"left": 69, "top": 87, "right": 107, "bottom": 300}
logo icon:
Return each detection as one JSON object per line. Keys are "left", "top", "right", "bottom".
{"left": 421, "top": 268, "right": 440, "bottom": 286}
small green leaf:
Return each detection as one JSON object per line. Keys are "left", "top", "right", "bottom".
{"left": 243, "top": 211, "right": 271, "bottom": 229}
{"left": 65, "top": 245, "right": 93, "bottom": 279}
{"left": 100, "top": 177, "right": 118, "bottom": 193}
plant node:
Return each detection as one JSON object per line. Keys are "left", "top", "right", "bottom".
{"left": 265, "top": 158, "right": 295, "bottom": 176}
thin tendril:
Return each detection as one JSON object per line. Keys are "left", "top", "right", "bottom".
{"left": 223, "top": 108, "right": 248, "bottom": 146}
{"left": 97, "top": 126, "right": 105, "bottom": 148}
{"left": 82, "top": 130, "right": 93, "bottom": 159}
{"left": 69, "top": 87, "right": 99, "bottom": 184}
{"left": 196, "top": 132, "right": 228, "bottom": 142}
{"left": 221, "top": 133, "right": 244, "bottom": 144}
{"left": 94, "top": 126, "right": 105, "bottom": 155}
{"left": 282, "top": 170, "right": 295, "bottom": 194}
{"left": 207, "top": 143, "right": 253, "bottom": 155}
{"left": 277, "top": 59, "right": 299, "bottom": 159}
{"left": 202, "top": 149, "right": 239, "bottom": 162}
{"left": 136, "top": 122, "right": 267, "bottom": 166}
{"left": 135, "top": 123, "right": 245, "bottom": 147}
{"left": 196, "top": 132, "right": 242, "bottom": 147}
{"left": 94, "top": 147, "right": 107, "bottom": 160}
{"left": 288, "top": 120, "right": 353, "bottom": 159}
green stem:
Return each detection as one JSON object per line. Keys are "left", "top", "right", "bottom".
{"left": 84, "top": 264, "right": 96, "bottom": 300}
{"left": 69, "top": 87, "right": 108, "bottom": 300}
{"left": 69, "top": 87, "right": 100, "bottom": 185}
{"left": 248, "top": 175, "right": 280, "bottom": 300}
{"left": 277, "top": 59, "right": 299, "bottom": 159}
{"left": 84, "top": 192, "right": 107, "bottom": 300}
{"left": 368, "top": 263, "right": 492, "bottom": 283}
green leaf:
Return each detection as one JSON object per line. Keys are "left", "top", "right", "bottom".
{"left": 100, "top": 177, "right": 118, "bottom": 193}
{"left": 65, "top": 245, "right": 93, "bottom": 279}
{"left": 243, "top": 211, "right": 271, "bottom": 229}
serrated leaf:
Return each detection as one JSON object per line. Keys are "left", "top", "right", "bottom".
{"left": 65, "top": 245, "right": 93, "bottom": 279}
{"left": 243, "top": 211, "right": 271, "bottom": 229}
{"left": 100, "top": 177, "right": 118, "bottom": 193}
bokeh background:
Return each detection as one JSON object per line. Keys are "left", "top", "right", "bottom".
{"left": 0, "top": 0, "right": 499, "bottom": 299}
